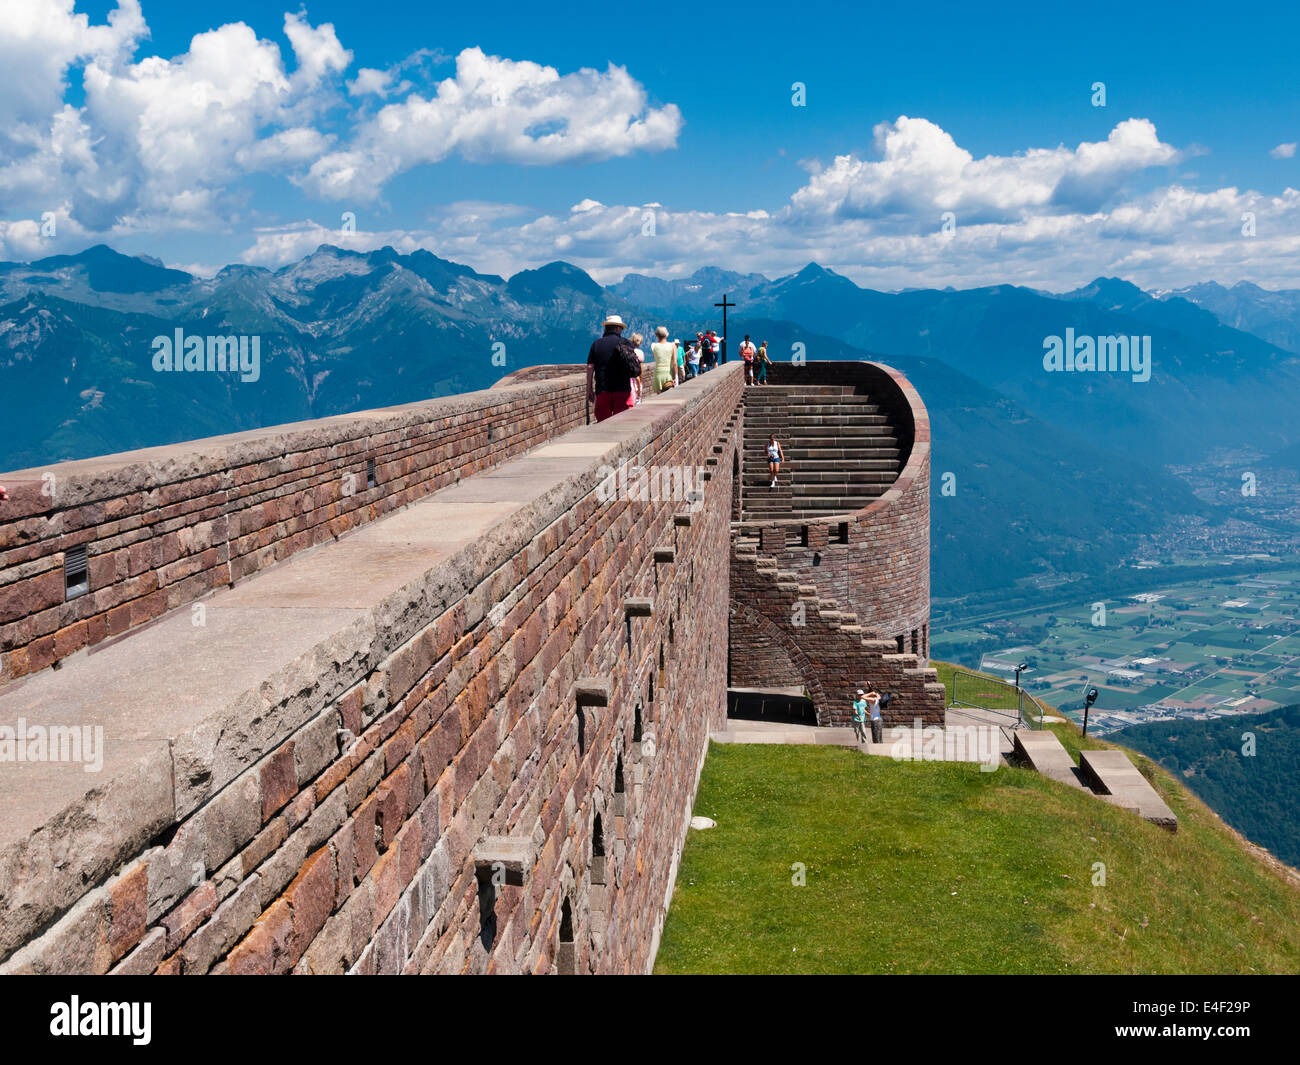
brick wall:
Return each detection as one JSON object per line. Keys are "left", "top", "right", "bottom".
{"left": 728, "top": 544, "right": 945, "bottom": 727}
{"left": 732, "top": 361, "right": 932, "bottom": 653}
{"left": 0, "top": 376, "right": 587, "bottom": 684}
{"left": 0, "top": 364, "right": 746, "bottom": 974}
{"left": 728, "top": 361, "right": 942, "bottom": 723}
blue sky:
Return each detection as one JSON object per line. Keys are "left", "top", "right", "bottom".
{"left": 3, "top": 0, "right": 1299, "bottom": 289}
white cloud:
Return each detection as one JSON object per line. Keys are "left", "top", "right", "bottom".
{"left": 348, "top": 67, "right": 399, "bottom": 97}
{"left": 791, "top": 116, "right": 1179, "bottom": 224}
{"left": 1270, "top": 142, "right": 1296, "bottom": 159}
{"left": 234, "top": 120, "right": 1300, "bottom": 293}
{"left": 299, "top": 47, "right": 682, "bottom": 201}
{"left": 0, "top": 2, "right": 680, "bottom": 243}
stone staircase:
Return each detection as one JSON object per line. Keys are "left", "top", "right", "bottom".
{"left": 731, "top": 538, "right": 946, "bottom": 727}
{"left": 741, "top": 384, "right": 903, "bottom": 521}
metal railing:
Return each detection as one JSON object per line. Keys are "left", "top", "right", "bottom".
{"left": 950, "top": 669, "right": 1046, "bottom": 730}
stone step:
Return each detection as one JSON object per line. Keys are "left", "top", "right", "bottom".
{"left": 780, "top": 394, "right": 882, "bottom": 403}
{"left": 742, "top": 474, "right": 896, "bottom": 488}
{"left": 744, "top": 412, "right": 889, "bottom": 425}
{"left": 742, "top": 422, "right": 881, "bottom": 431}
{"left": 744, "top": 410, "right": 889, "bottom": 422}
{"left": 767, "top": 438, "right": 899, "bottom": 452}
{"left": 787, "top": 474, "right": 895, "bottom": 486}
{"left": 748, "top": 475, "right": 899, "bottom": 486}
{"left": 743, "top": 457, "right": 898, "bottom": 470}
{"left": 742, "top": 387, "right": 853, "bottom": 398}
{"left": 776, "top": 496, "right": 876, "bottom": 510}
{"left": 771, "top": 447, "right": 901, "bottom": 461}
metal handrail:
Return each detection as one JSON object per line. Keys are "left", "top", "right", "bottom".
{"left": 950, "top": 669, "right": 1046, "bottom": 730}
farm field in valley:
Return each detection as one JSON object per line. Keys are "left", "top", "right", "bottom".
{"left": 930, "top": 562, "right": 1300, "bottom": 733}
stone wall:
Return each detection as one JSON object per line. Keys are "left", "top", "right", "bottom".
{"left": 729, "top": 542, "right": 945, "bottom": 727}
{"left": 0, "top": 377, "right": 587, "bottom": 684}
{"left": 728, "top": 361, "right": 942, "bottom": 723}
{"left": 0, "top": 364, "right": 745, "bottom": 974}
{"left": 735, "top": 361, "right": 931, "bottom": 653}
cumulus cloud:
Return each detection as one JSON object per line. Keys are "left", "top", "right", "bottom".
{"left": 299, "top": 47, "right": 682, "bottom": 200}
{"left": 0, "top": 5, "right": 353, "bottom": 239}
{"left": 0, "top": 2, "right": 680, "bottom": 251}
{"left": 1270, "top": 142, "right": 1297, "bottom": 159}
{"left": 791, "top": 116, "right": 1180, "bottom": 225}
{"left": 235, "top": 121, "right": 1300, "bottom": 293}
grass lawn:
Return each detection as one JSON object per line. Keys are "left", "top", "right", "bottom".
{"left": 654, "top": 741, "right": 1300, "bottom": 975}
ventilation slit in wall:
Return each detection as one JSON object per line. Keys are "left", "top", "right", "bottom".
{"left": 366, "top": 457, "right": 377, "bottom": 489}
{"left": 64, "top": 545, "right": 89, "bottom": 601}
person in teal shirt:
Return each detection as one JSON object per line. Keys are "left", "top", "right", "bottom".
{"left": 852, "top": 690, "right": 869, "bottom": 744}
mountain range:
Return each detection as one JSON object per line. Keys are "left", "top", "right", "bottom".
{"left": 4, "top": 244, "right": 1299, "bottom": 596}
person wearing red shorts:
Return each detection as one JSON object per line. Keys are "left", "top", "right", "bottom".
{"left": 587, "top": 314, "right": 638, "bottom": 422}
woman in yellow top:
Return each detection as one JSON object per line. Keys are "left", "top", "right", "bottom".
{"left": 650, "top": 326, "right": 677, "bottom": 393}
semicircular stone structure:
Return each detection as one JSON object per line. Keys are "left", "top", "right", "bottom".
{"left": 0, "top": 357, "right": 939, "bottom": 975}
{"left": 729, "top": 361, "right": 945, "bottom": 727}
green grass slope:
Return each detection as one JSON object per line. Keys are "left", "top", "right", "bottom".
{"left": 655, "top": 666, "right": 1300, "bottom": 974}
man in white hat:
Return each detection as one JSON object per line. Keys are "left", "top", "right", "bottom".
{"left": 587, "top": 313, "right": 638, "bottom": 422}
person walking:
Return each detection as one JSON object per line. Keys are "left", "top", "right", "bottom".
{"left": 756, "top": 341, "right": 770, "bottom": 384}
{"left": 587, "top": 314, "right": 639, "bottom": 422}
{"left": 650, "top": 326, "right": 677, "bottom": 394}
{"left": 852, "top": 690, "right": 870, "bottom": 745}
{"left": 675, "top": 338, "right": 686, "bottom": 384}
{"left": 739, "top": 334, "right": 757, "bottom": 385}
{"left": 766, "top": 434, "right": 784, "bottom": 488}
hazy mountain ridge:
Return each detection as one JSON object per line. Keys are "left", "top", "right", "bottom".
{"left": 735, "top": 269, "right": 1300, "bottom": 462}
{"left": 1168, "top": 280, "right": 1300, "bottom": 355}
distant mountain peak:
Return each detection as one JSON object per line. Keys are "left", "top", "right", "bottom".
{"left": 27, "top": 243, "right": 192, "bottom": 294}
{"left": 506, "top": 261, "right": 604, "bottom": 302}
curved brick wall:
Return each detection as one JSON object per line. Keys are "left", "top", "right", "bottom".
{"left": 735, "top": 361, "right": 932, "bottom": 655}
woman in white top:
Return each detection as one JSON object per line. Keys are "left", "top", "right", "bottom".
{"left": 629, "top": 332, "right": 645, "bottom": 404}
{"left": 766, "top": 435, "right": 784, "bottom": 488}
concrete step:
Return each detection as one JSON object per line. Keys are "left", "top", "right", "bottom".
{"left": 1078, "top": 749, "right": 1178, "bottom": 831}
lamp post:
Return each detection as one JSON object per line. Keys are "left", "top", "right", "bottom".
{"left": 1082, "top": 685, "right": 1099, "bottom": 737}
